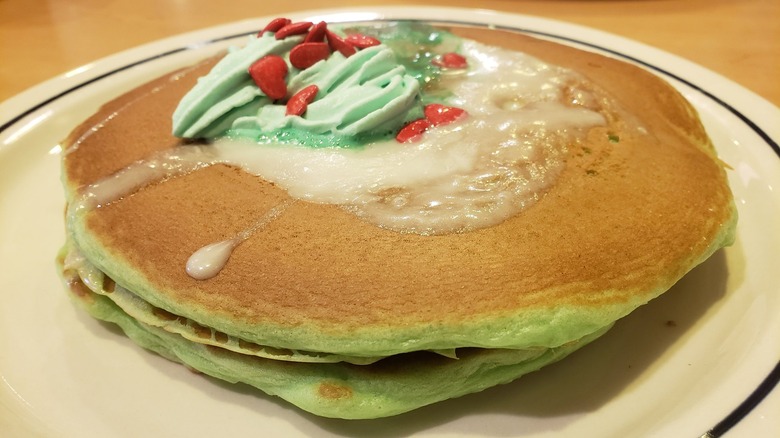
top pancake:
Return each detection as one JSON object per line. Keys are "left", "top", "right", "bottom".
{"left": 61, "top": 24, "right": 736, "bottom": 356}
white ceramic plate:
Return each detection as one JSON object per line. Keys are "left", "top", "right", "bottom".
{"left": 1, "top": 7, "right": 778, "bottom": 438}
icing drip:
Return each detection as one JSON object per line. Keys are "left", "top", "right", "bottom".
{"left": 185, "top": 200, "right": 294, "bottom": 279}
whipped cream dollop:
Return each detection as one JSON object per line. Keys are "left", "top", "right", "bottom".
{"left": 172, "top": 31, "right": 421, "bottom": 142}
{"left": 172, "top": 33, "right": 300, "bottom": 138}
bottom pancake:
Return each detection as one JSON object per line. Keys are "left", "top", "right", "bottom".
{"left": 58, "top": 243, "right": 610, "bottom": 419}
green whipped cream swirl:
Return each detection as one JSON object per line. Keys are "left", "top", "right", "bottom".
{"left": 172, "top": 33, "right": 300, "bottom": 139}
{"left": 172, "top": 30, "right": 423, "bottom": 145}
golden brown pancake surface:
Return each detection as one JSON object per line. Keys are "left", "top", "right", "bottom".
{"left": 62, "top": 25, "right": 736, "bottom": 355}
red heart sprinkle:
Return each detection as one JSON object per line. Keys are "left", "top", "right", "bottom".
{"left": 395, "top": 119, "right": 431, "bottom": 143}
{"left": 325, "top": 30, "right": 356, "bottom": 57}
{"left": 344, "top": 33, "right": 381, "bottom": 49}
{"left": 259, "top": 17, "right": 291, "bottom": 36}
{"left": 432, "top": 52, "right": 468, "bottom": 69}
{"left": 289, "top": 42, "right": 331, "bottom": 69}
{"left": 275, "top": 21, "right": 313, "bottom": 40}
{"left": 248, "top": 55, "right": 288, "bottom": 101}
{"left": 424, "top": 104, "right": 468, "bottom": 126}
{"left": 286, "top": 85, "right": 320, "bottom": 116}
{"left": 304, "top": 21, "right": 328, "bottom": 43}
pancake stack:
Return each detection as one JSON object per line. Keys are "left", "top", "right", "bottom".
{"left": 57, "top": 22, "right": 736, "bottom": 419}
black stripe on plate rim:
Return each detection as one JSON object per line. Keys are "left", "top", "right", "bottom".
{"left": 0, "top": 17, "right": 777, "bottom": 437}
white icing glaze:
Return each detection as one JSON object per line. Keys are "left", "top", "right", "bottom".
{"left": 70, "top": 145, "right": 214, "bottom": 213}
{"left": 185, "top": 240, "right": 236, "bottom": 280}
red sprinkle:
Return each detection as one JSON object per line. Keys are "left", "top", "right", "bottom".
{"left": 325, "top": 29, "right": 356, "bottom": 57}
{"left": 395, "top": 119, "right": 431, "bottom": 143}
{"left": 344, "top": 33, "right": 381, "bottom": 49}
{"left": 432, "top": 52, "right": 468, "bottom": 69}
{"left": 304, "top": 21, "right": 328, "bottom": 43}
{"left": 286, "top": 85, "right": 320, "bottom": 116}
{"left": 424, "top": 104, "right": 467, "bottom": 126}
{"left": 289, "top": 42, "right": 331, "bottom": 69}
{"left": 259, "top": 17, "right": 292, "bottom": 35}
{"left": 248, "top": 55, "right": 288, "bottom": 100}
{"left": 275, "top": 21, "right": 313, "bottom": 40}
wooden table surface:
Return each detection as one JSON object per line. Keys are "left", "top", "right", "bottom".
{"left": 1, "top": 0, "right": 778, "bottom": 106}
